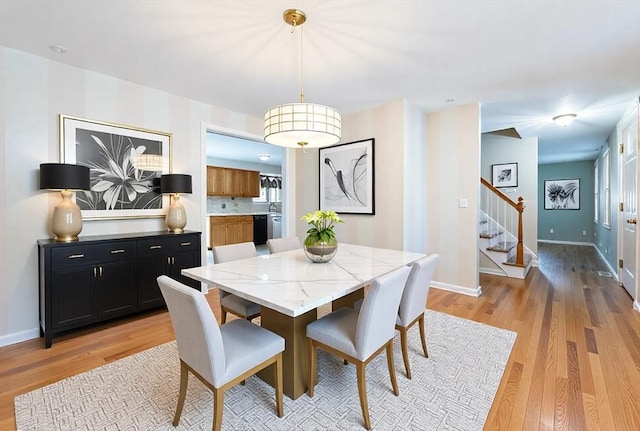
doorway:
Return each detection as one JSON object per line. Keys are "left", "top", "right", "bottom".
{"left": 618, "top": 101, "right": 639, "bottom": 301}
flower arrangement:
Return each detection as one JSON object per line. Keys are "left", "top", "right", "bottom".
{"left": 301, "top": 210, "right": 344, "bottom": 246}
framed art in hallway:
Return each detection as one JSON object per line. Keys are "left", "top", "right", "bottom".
{"left": 491, "top": 162, "right": 518, "bottom": 188}
{"left": 60, "top": 115, "right": 172, "bottom": 220}
{"left": 319, "top": 138, "right": 375, "bottom": 215}
{"left": 544, "top": 178, "right": 580, "bottom": 210}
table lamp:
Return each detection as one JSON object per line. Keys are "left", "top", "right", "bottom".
{"left": 39, "top": 163, "right": 91, "bottom": 241}
{"left": 161, "top": 174, "right": 192, "bottom": 233}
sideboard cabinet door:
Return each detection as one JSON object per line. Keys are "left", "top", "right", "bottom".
{"left": 38, "top": 231, "right": 201, "bottom": 348}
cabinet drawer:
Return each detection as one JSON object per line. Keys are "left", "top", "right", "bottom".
{"left": 138, "top": 235, "right": 198, "bottom": 257}
{"left": 51, "top": 241, "right": 137, "bottom": 267}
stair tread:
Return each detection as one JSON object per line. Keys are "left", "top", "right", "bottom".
{"left": 480, "top": 230, "right": 503, "bottom": 239}
{"left": 487, "top": 241, "right": 516, "bottom": 252}
{"left": 505, "top": 252, "right": 533, "bottom": 267}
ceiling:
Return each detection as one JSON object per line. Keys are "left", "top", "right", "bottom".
{"left": 206, "top": 133, "right": 284, "bottom": 166}
{"left": 1, "top": 1, "right": 639, "bottom": 165}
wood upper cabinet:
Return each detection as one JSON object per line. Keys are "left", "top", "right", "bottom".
{"left": 207, "top": 166, "right": 225, "bottom": 196}
{"left": 244, "top": 170, "right": 260, "bottom": 197}
{"left": 207, "top": 166, "right": 260, "bottom": 197}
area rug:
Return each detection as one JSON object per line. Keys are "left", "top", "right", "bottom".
{"left": 15, "top": 311, "right": 516, "bottom": 430}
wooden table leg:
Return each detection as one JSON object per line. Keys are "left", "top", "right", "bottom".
{"left": 331, "top": 288, "right": 364, "bottom": 310}
{"left": 257, "top": 307, "right": 318, "bottom": 400}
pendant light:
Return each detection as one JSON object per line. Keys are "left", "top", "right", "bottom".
{"left": 264, "top": 9, "right": 342, "bottom": 149}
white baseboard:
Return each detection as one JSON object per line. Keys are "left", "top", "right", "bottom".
{"left": 634, "top": 300, "right": 640, "bottom": 314}
{"left": 0, "top": 327, "right": 40, "bottom": 347}
{"left": 479, "top": 267, "right": 506, "bottom": 277}
{"left": 432, "top": 281, "right": 482, "bottom": 297}
{"left": 593, "top": 245, "right": 619, "bottom": 280}
{"left": 538, "top": 239, "right": 595, "bottom": 246}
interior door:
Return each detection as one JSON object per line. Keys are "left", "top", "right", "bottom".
{"left": 620, "top": 103, "right": 639, "bottom": 299}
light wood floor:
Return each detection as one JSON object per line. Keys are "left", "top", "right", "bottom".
{"left": 1, "top": 242, "right": 639, "bottom": 430}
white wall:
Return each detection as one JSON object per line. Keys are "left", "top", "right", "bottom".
{"left": 293, "top": 99, "right": 409, "bottom": 250}
{"left": 426, "top": 103, "right": 481, "bottom": 294}
{"left": 0, "top": 47, "right": 262, "bottom": 346}
{"left": 403, "top": 100, "right": 428, "bottom": 253}
{"left": 481, "top": 134, "right": 538, "bottom": 253}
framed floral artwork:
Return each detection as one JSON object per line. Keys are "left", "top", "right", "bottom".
{"left": 60, "top": 115, "right": 172, "bottom": 220}
{"left": 319, "top": 138, "right": 375, "bottom": 215}
{"left": 544, "top": 178, "right": 580, "bottom": 210}
{"left": 491, "top": 162, "right": 518, "bottom": 188}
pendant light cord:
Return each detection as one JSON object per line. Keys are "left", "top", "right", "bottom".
{"left": 299, "top": 25, "right": 304, "bottom": 103}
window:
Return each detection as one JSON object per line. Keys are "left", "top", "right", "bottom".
{"left": 253, "top": 175, "right": 282, "bottom": 203}
{"left": 603, "top": 148, "right": 611, "bottom": 228}
{"left": 594, "top": 160, "right": 599, "bottom": 223}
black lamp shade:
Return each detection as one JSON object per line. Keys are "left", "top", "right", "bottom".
{"left": 39, "top": 163, "right": 91, "bottom": 191}
{"left": 161, "top": 174, "right": 192, "bottom": 194}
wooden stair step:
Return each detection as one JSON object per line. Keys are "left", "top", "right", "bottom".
{"left": 504, "top": 251, "right": 533, "bottom": 267}
{"left": 487, "top": 241, "right": 516, "bottom": 252}
{"left": 480, "top": 230, "right": 502, "bottom": 239}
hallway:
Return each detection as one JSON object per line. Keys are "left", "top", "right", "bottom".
{"left": 428, "top": 242, "right": 640, "bottom": 430}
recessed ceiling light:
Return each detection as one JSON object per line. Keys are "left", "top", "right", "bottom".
{"left": 446, "top": 98, "right": 455, "bottom": 103}
{"left": 552, "top": 113, "right": 577, "bottom": 127}
{"left": 48, "top": 44, "right": 67, "bottom": 54}
{"left": 258, "top": 154, "right": 270, "bottom": 161}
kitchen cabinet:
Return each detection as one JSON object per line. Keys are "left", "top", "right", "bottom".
{"left": 209, "top": 216, "right": 253, "bottom": 248}
{"left": 38, "top": 231, "right": 201, "bottom": 347}
{"left": 207, "top": 166, "right": 226, "bottom": 196}
{"left": 244, "top": 170, "right": 260, "bottom": 197}
{"left": 207, "top": 166, "right": 260, "bottom": 197}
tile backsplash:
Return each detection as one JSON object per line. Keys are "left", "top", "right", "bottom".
{"left": 207, "top": 197, "right": 281, "bottom": 214}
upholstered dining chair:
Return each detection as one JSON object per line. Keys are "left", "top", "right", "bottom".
{"left": 353, "top": 254, "right": 440, "bottom": 379}
{"left": 157, "top": 275, "right": 284, "bottom": 431}
{"left": 266, "top": 236, "right": 300, "bottom": 254}
{"left": 395, "top": 253, "right": 440, "bottom": 379}
{"left": 212, "top": 242, "right": 260, "bottom": 323}
{"left": 306, "top": 265, "right": 411, "bottom": 430}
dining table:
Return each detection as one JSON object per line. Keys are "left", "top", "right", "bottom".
{"left": 181, "top": 243, "right": 426, "bottom": 399}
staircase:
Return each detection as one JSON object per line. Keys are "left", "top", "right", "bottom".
{"left": 479, "top": 178, "right": 535, "bottom": 279}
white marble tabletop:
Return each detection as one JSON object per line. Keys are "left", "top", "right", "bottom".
{"left": 182, "top": 243, "right": 426, "bottom": 317}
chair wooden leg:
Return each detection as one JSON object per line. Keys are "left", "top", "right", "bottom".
{"left": 399, "top": 326, "right": 412, "bottom": 379}
{"left": 356, "top": 362, "right": 371, "bottom": 430}
{"left": 274, "top": 353, "right": 284, "bottom": 417}
{"left": 307, "top": 338, "right": 317, "bottom": 397}
{"left": 172, "top": 361, "right": 189, "bottom": 426}
{"left": 221, "top": 310, "right": 227, "bottom": 324}
{"left": 212, "top": 387, "right": 224, "bottom": 431}
{"left": 386, "top": 341, "right": 399, "bottom": 396}
{"left": 418, "top": 315, "right": 429, "bottom": 357}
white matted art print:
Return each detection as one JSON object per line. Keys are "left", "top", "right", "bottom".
{"left": 60, "top": 115, "right": 172, "bottom": 220}
{"left": 544, "top": 178, "right": 580, "bottom": 210}
{"left": 319, "top": 138, "right": 375, "bottom": 215}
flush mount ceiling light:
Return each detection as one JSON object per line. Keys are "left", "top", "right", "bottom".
{"left": 48, "top": 44, "right": 67, "bottom": 54}
{"left": 258, "top": 154, "right": 271, "bottom": 161}
{"left": 552, "top": 113, "right": 577, "bottom": 127}
{"left": 264, "top": 9, "right": 342, "bottom": 150}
